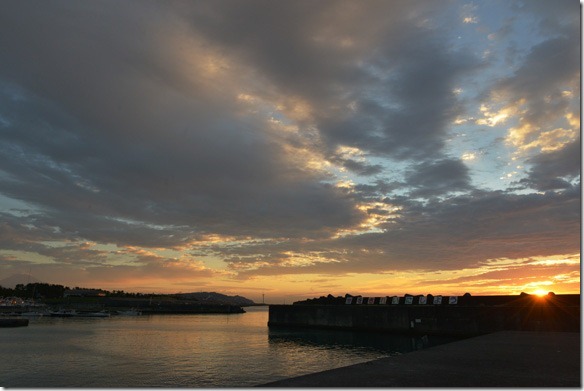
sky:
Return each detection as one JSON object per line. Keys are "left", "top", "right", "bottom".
{"left": 0, "top": 0, "right": 580, "bottom": 304}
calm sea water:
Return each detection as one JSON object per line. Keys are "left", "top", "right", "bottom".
{"left": 1, "top": 306, "right": 455, "bottom": 387}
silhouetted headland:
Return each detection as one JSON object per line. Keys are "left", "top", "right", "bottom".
{"left": 1, "top": 282, "right": 254, "bottom": 315}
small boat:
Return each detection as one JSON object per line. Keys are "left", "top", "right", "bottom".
{"left": 49, "top": 309, "right": 77, "bottom": 317}
{"left": 21, "top": 311, "right": 49, "bottom": 317}
{"left": 75, "top": 310, "right": 110, "bottom": 318}
{"left": 0, "top": 312, "right": 19, "bottom": 317}
{"left": 116, "top": 308, "right": 142, "bottom": 316}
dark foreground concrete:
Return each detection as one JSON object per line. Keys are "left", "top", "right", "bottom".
{"left": 260, "top": 331, "right": 581, "bottom": 387}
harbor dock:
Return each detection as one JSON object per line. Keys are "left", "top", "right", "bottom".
{"left": 268, "top": 293, "right": 580, "bottom": 336}
{"left": 0, "top": 318, "right": 29, "bottom": 327}
{"left": 260, "top": 331, "right": 581, "bottom": 387}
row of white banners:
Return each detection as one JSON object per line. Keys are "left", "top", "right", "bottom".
{"left": 345, "top": 295, "right": 458, "bottom": 305}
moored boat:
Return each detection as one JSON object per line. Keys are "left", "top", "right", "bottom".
{"left": 116, "top": 308, "right": 142, "bottom": 316}
{"left": 21, "top": 310, "right": 50, "bottom": 317}
{"left": 49, "top": 309, "right": 77, "bottom": 317}
{"left": 76, "top": 310, "right": 110, "bottom": 318}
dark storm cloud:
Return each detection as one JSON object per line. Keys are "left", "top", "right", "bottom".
{"left": 404, "top": 159, "right": 472, "bottom": 197}
{"left": 518, "top": 138, "right": 581, "bottom": 191}
{"left": 185, "top": 0, "right": 482, "bottom": 162}
{"left": 362, "top": 39, "right": 480, "bottom": 160}
{"left": 354, "top": 180, "right": 402, "bottom": 198}
{"left": 0, "top": 0, "right": 365, "bottom": 247}
{"left": 493, "top": 32, "right": 579, "bottom": 103}
{"left": 0, "top": 213, "right": 63, "bottom": 253}
{"left": 0, "top": 212, "right": 116, "bottom": 264}
{"left": 311, "top": 23, "right": 482, "bottom": 163}
{"left": 231, "top": 187, "right": 580, "bottom": 278}
{"left": 182, "top": 0, "right": 358, "bottom": 100}
{"left": 0, "top": 210, "right": 217, "bottom": 289}
{"left": 333, "top": 158, "right": 384, "bottom": 177}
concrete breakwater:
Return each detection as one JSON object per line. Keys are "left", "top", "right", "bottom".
{"left": 0, "top": 299, "right": 246, "bottom": 315}
{"left": 0, "top": 318, "right": 29, "bottom": 327}
{"left": 268, "top": 293, "right": 580, "bottom": 336}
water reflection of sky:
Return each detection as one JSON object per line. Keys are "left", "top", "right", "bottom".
{"left": 268, "top": 327, "right": 460, "bottom": 356}
{"left": 1, "top": 309, "right": 465, "bottom": 387}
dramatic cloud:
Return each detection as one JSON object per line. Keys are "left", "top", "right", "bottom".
{"left": 405, "top": 159, "right": 472, "bottom": 197}
{"left": 0, "top": 0, "right": 579, "bottom": 302}
{"left": 519, "top": 137, "right": 580, "bottom": 191}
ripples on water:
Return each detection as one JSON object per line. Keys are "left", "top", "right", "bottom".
{"left": 1, "top": 306, "right": 456, "bottom": 387}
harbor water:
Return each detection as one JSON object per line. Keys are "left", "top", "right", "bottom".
{"left": 1, "top": 306, "right": 457, "bottom": 387}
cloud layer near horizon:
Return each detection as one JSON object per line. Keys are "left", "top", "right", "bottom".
{"left": 0, "top": 0, "right": 579, "bottom": 299}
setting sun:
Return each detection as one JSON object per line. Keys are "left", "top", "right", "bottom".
{"left": 533, "top": 289, "right": 548, "bottom": 297}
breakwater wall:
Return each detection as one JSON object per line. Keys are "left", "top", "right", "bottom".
{"left": 0, "top": 300, "right": 245, "bottom": 315}
{"left": 0, "top": 318, "right": 29, "bottom": 327}
{"left": 268, "top": 294, "right": 580, "bottom": 336}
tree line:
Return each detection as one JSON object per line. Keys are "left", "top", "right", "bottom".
{"left": 0, "top": 283, "right": 151, "bottom": 299}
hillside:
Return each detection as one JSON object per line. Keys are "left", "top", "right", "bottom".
{"left": 175, "top": 292, "right": 255, "bottom": 306}
{"left": 0, "top": 275, "right": 256, "bottom": 307}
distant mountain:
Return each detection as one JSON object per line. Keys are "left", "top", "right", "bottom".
{"left": 176, "top": 292, "right": 255, "bottom": 306}
{"left": 0, "top": 273, "right": 42, "bottom": 288}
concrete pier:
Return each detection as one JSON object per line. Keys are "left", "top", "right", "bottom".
{"left": 268, "top": 294, "right": 580, "bottom": 336}
{"left": 0, "top": 318, "right": 29, "bottom": 327}
{"left": 260, "top": 331, "right": 581, "bottom": 387}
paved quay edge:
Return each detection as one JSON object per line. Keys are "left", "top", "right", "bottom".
{"left": 258, "top": 331, "right": 581, "bottom": 387}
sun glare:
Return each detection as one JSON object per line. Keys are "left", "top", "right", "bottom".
{"left": 533, "top": 289, "right": 548, "bottom": 297}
